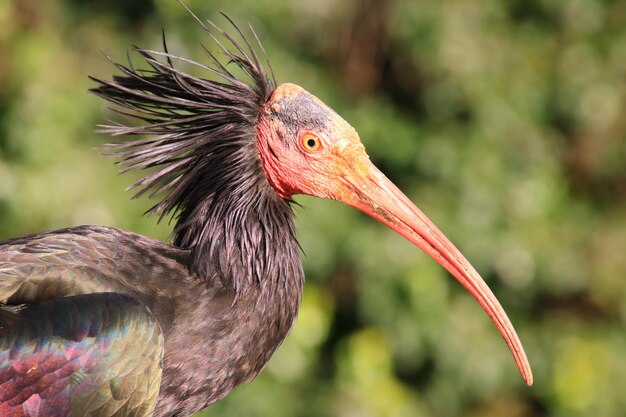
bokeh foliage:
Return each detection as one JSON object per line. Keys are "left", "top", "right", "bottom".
{"left": 1, "top": 0, "right": 625, "bottom": 416}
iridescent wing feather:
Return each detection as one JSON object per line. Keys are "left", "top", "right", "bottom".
{"left": 0, "top": 228, "right": 167, "bottom": 417}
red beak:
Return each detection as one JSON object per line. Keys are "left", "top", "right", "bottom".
{"left": 340, "top": 159, "right": 533, "bottom": 386}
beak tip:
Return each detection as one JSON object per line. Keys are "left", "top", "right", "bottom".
{"left": 523, "top": 368, "right": 534, "bottom": 387}
{"left": 516, "top": 353, "right": 534, "bottom": 386}
{"left": 524, "top": 374, "right": 533, "bottom": 387}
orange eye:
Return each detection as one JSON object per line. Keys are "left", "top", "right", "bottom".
{"left": 301, "top": 133, "right": 321, "bottom": 152}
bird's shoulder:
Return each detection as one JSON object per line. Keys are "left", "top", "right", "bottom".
{"left": 0, "top": 225, "right": 193, "bottom": 304}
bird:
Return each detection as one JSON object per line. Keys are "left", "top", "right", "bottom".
{"left": 0, "top": 11, "right": 533, "bottom": 417}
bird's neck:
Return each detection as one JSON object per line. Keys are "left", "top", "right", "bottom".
{"left": 172, "top": 153, "right": 303, "bottom": 302}
{"left": 156, "top": 169, "right": 305, "bottom": 414}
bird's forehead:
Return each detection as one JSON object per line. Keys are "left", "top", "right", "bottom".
{"left": 267, "top": 83, "right": 360, "bottom": 148}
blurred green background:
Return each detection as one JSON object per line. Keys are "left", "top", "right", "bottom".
{"left": 1, "top": 0, "right": 625, "bottom": 416}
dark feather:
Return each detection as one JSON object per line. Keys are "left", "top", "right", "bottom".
{"left": 90, "top": 15, "right": 286, "bottom": 293}
{"left": 0, "top": 292, "right": 164, "bottom": 417}
{"left": 90, "top": 17, "right": 273, "bottom": 216}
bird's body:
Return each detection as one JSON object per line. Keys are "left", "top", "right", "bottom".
{"left": 0, "top": 10, "right": 532, "bottom": 417}
{"left": 0, "top": 224, "right": 301, "bottom": 416}
{"left": 0, "top": 156, "right": 303, "bottom": 416}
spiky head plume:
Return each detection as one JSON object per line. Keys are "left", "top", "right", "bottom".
{"left": 90, "top": 14, "right": 280, "bottom": 256}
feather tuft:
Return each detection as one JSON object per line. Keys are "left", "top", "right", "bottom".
{"left": 90, "top": 15, "right": 274, "bottom": 222}
{"left": 90, "top": 14, "right": 291, "bottom": 291}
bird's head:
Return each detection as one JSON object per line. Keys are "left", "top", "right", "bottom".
{"left": 92, "top": 16, "right": 532, "bottom": 386}
{"left": 257, "top": 83, "right": 367, "bottom": 201}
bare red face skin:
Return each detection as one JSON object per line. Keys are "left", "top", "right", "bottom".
{"left": 257, "top": 83, "right": 533, "bottom": 386}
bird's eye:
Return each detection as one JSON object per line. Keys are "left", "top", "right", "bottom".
{"left": 301, "top": 133, "right": 321, "bottom": 152}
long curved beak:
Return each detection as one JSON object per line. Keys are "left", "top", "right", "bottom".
{"left": 339, "top": 158, "right": 533, "bottom": 386}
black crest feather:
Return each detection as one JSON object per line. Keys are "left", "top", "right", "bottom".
{"left": 90, "top": 12, "right": 280, "bottom": 245}
{"left": 90, "top": 12, "right": 274, "bottom": 215}
{"left": 90, "top": 13, "right": 296, "bottom": 291}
